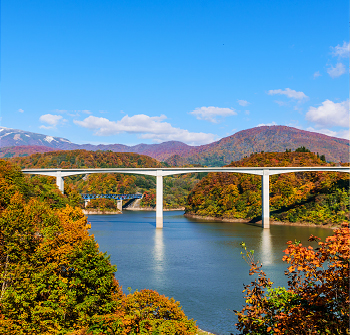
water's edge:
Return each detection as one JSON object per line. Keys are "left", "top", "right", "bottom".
{"left": 184, "top": 212, "right": 339, "bottom": 229}
{"left": 82, "top": 208, "right": 185, "bottom": 214}
{"left": 88, "top": 211, "right": 334, "bottom": 335}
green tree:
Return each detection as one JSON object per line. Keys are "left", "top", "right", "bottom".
{"left": 0, "top": 160, "right": 197, "bottom": 334}
{"left": 295, "top": 146, "right": 311, "bottom": 152}
{"left": 0, "top": 194, "right": 120, "bottom": 334}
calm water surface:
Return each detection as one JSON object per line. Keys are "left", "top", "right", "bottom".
{"left": 88, "top": 211, "right": 333, "bottom": 335}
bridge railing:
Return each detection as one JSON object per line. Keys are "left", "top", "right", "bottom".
{"left": 22, "top": 166, "right": 350, "bottom": 229}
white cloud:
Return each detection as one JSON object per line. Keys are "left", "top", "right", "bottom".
{"left": 327, "top": 62, "right": 346, "bottom": 78}
{"left": 51, "top": 109, "right": 91, "bottom": 116}
{"left": 313, "top": 71, "right": 321, "bottom": 79}
{"left": 287, "top": 121, "right": 302, "bottom": 129}
{"left": 306, "top": 127, "right": 349, "bottom": 140}
{"left": 306, "top": 127, "right": 337, "bottom": 137}
{"left": 256, "top": 121, "right": 277, "bottom": 127}
{"left": 237, "top": 100, "right": 250, "bottom": 107}
{"left": 39, "top": 125, "right": 55, "bottom": 130}
{"left": 306, "top": 99, "right": 349, "bottom": 128}
{"left": 244, "top": 110, "right": 250, "bottom": 115}
{"left": 331, "top": 41, "right": 350, "bottom": 58}
{"left": 74, "top": 114, "right": 217, "bottom": 145}
{"left": 190, "top": 106, "right": 236, "bottom": 123}
{"left": 18, "top": 109, "right": 24, "bottom": 113}
{"left": 39, "top": 114, "right": 66, "bottom": 129}
{"left": 268, "top": 88, "right": 308, "bottom": 100}
{"left": 336, "top": 129, "right": 350, "bottom": 140}
{"left": 274, "top": 100, "right": 287, "bottom": 106}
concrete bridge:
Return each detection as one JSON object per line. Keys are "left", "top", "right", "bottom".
{"left": 81, "top": 193, "right": 143, "bottom": 210}
{"left": 22, "top": 166, "right": 350, "bottom": 229}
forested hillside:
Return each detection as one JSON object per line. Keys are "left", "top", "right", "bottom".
{"left": 10, "top": 150, "right": 204, "bottom": 209}
{"left": 166, "top": 126, "right": 350, "bottom": 166}
{"left": 11, "top": 149, "right": 162, "bottom": 169}
{"left": 185, "top": 151, "right": 349, "bottom": 225}
{"left": 3, "top": 126, "right": 349, "bottom": 165}
{"left": 0, "top": 145, "right": 57, "bottom": 158}
{"left": 0, "top": 159, "right": 197, "bottom": 334}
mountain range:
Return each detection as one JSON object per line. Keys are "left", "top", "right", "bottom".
{"left": 0, "top": 125, "right": 349, "bottom": 164}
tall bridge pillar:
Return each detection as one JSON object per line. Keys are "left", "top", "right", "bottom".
{"left": 156, "top": 171, "right": 163, "bottom": 228}
{"left": 262, "top": 170, "right": 270, "bottom": 229}
{"left": 56, "top": 171, "right": 64, "bottom": 193}
{"left": 117, "top": 200, "right": 123, "bottom": 211}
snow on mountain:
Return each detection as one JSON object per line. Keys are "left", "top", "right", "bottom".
{"left": 44, "top": 136, "right": 57, "bottom": 143}
{"left": 0, "top": 127, "right": 74, "bottom": 149}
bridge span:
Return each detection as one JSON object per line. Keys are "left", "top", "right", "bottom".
{"left": 22, "top": 166, "right": 350, "bottom": 229}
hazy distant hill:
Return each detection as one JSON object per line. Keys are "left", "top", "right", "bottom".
{"left": 1, "top": 125, "right": 349, "bottom": 164}
{"left": 0, "top": 127, "right": 191, "bottom": 160}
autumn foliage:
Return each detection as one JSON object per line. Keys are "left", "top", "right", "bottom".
{"left": 0, "top": 160, "right": 197, "bottom": 334}
{"left": 236, "top": 225, "right": 350, "bottom": 334}
{"left": 186, "top": 151, "right": 349, "bottom": 225}
{"left": 10, "top": 149, "right": 204, "bottom": 210}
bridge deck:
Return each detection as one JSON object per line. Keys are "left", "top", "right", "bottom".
{"left": 22, "top": 166, "right": 350, "bottom": 229}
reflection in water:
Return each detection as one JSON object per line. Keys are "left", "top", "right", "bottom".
{"left": 89, "top": 212, "right": 333, "bottom": 335}
{"left": 153, "top": 229, "right": 165, "bottom": 284}
{"left": 260, "top": 228, "right": 273, "bottom": 265}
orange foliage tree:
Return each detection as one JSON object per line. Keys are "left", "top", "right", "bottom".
{"left": 235, "top": 225, "right": 350, "bottom": 334}
{"left": 0, "top": 160, "right": 197, "bottom": 334}
{"left": 186, "top": 151, "right": 349, "bottom": 225}
{"left": 90, "top": 289, "right": 198, "bottom": 335}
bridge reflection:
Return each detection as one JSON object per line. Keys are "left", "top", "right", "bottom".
{"left": 153, "top": 229, "right": 165, "bottom": 285}
{"left": 260, "top": 228, "right": 273, "bottom": 265}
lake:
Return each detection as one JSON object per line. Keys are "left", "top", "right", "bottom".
{"left": 88, "top": 210, "right": 333, "bottom": 335}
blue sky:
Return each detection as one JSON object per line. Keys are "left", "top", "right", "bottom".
{"left": 1, "top": 0, "right": 349, "bottom": 146}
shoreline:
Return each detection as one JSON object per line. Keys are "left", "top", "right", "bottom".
{"left": 81, "top": 209, "right": 340, "bottom": 229}
{"left": 124, "top": 207, "right": 185, "bottom": 211}
{"left": 82, "top": 207, "right": 185, "bottom": 215}
{"left": 184, "top": 213, "right": 340, "bottom": 229}
{"left": 82, "top": 209, "right": 122, "bottom": 215}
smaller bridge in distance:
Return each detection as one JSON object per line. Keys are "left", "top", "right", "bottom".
{"left": 81, "top": 193, "right": 143, "bottom": 210}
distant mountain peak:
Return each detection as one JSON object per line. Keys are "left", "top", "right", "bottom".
{"left": 0, "top": 125, "right": 348, "bottom": 164}
{"left": 0, "top": 127, "right": 72, "bottom": 148}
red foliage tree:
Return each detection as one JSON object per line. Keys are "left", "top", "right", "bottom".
{"left": 235, "top": 225, "right": 350, "bottom": 334}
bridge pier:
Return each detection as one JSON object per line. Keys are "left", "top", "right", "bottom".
{"left": 117, "top": 200, "right": 123, "bottom": 211}
{"left": 262, "top": 170, "right": 270, "bottom": 229}
{"left": 22, "top": 166, "right": 349, "bottom": 230}
{"left": 56, "top": 171, "right": 64, "bottom": 193}
{"left": 156, "top": 171, "right": 163, "bottom": 228}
